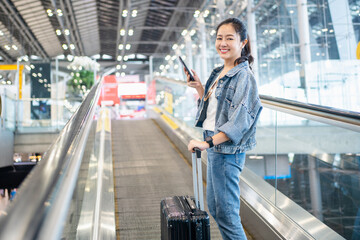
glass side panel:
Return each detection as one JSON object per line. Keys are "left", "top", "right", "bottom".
{"left": 246, "top": 108, "right": 278, "bottom": 205}
{"left": 3, "top": 93, "right": 16, "bottom": 131}
{"left": 274, "top": 111, "right": 360, "bottom": 239}
{"left": 15, "top": 98, "right": 81, "bottom": 132}
{"left": 61, "top": 121, "right": 96, "bottom": 239}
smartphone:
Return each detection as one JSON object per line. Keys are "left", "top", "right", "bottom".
{"left": 178, "top": 56, "right": 195, "bottom": 81}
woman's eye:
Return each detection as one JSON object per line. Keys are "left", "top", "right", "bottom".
{"left": 217, "top": 38, "right": 222, "bottom": 40}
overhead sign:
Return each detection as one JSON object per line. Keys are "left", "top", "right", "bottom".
{"left": 98, "top": 75, "right": 120, "bottom": 106}
{"left": 118, "top": 82, "right": 146, "bottom": 96}
{"left": 116, "top": 75, "right": 140, "bottom": 83}
{"left": 164, "top": 87, "right": 173, "bottom": 115}
{"left": 0, "top": 64, "right": 24, "bottom": 99}
{"left": 357, "top": 41, "right": 360, "bottom": 60}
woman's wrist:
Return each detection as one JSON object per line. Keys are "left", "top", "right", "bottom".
{"left": 196, "top": 85, "right": 204, "bottom": 98}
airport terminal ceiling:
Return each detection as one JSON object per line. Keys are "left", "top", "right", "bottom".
{"left": 0, "top": 0, "right": 207, "bottom": 74}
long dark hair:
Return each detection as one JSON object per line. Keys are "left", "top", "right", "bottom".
{"left": 216, "top": 18, "right": 254, "bottom": 67}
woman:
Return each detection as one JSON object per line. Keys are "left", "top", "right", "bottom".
{"left": 185, "top": 18, "right": 262, "bottom": 240}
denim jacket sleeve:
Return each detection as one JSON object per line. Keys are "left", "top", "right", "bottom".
{"left": 217, "top": 71, "right": 262, "bottom": 145}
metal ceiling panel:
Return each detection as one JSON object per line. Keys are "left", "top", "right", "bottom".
{"left": 12, "top": 0, "right": 63, "bottom": 57}
{"left": 0, "top": 21, "right": 22, "bottom": 59}
{"left": 1, "top": 0, "right": 207, "bottom": 70}
{"left": 71, "top": 0, "right": 100, "bottom": 56}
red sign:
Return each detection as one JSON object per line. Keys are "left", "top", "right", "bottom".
{"left": 147, "top": 80, "right": 156, "bottom": 105}
{"left": 121, "top": 95, "right": 146, "bottom": 100}
{"left": 97, "top": 75, "right": 120, "bottom": 106}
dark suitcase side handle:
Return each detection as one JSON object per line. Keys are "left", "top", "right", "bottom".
{"left": 185, "top": 196, "right": 197, "bottom": 212}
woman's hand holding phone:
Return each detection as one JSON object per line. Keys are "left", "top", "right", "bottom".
{"left": 184, "top": 68, "right": 204, "bottom": 99}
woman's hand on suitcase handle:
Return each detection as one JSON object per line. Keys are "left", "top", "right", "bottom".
{"left": 188, "top": 139, "right": 209, "bottom": 152}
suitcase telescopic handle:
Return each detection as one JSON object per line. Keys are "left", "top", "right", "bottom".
{"left": 194, "top": 148, "right": 201, "bottom": 158}
{"left": 192, "top": 148, "right": 204, "bottom": 211}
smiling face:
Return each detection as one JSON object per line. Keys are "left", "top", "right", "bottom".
{"left": 215, "top": 23, "right": 247, "bottom": 66}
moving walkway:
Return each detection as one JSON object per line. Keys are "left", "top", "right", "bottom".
{"left": 0, "top": 78, "right": 357, "bottom": 239}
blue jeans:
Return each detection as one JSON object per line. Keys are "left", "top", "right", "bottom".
{"left": 204, "top": 130, "right": 247, "bottom": 240}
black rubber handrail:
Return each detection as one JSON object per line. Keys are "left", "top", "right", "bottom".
{"left": 260, "top": 95, "right": 360, "bottom": 120}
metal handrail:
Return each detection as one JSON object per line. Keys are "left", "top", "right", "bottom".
{"left": 260, "top": 95, "right": 360, "bottom": 132}
{"left": 0, "top": 79, "right": 102, "bottom": 239}
{"left": 155, "top": 74, "right": 360, "bottom": 131}
{"left": 260, "top": 95, "right": 360, "bottom": 120}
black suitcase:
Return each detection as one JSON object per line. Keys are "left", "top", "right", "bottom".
{"left": 160, "top": 149, "right": 210, "bottom": 240}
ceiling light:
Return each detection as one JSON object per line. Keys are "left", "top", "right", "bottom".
{"left": 117, "top": 55, "right": 122, "bottom": 61}
{"left": 62, "top": 44, "right": 68, "bottom": 50}
{"left": 269, "top": 29, "right": 277, "bottom": 34}
{"left": 172, "top": 44, "right": 178, "bottom": 50}
{"left": 210, "top": 30, "right": 216, "bottom": 36}
{"left": 116, "top": 65, "right": 121, "bottom": 70}
{"left": 120, "top": 29, "right": 126, "bottom": 36}
{"left": 121, "top": 72, "right": 125, "bottom": 77}
{"left": 56, "top": 29, "right": 62, "bottom": 35}
{"left": 122, "top": 65, "right": 127, "bottom": 69}
{"left": 57, "top": 9, "right": 63, "bottom": 16}
{"left": 116, "top": 72, "right": 120, "bottom": 77}
{"left": 190, "top": 29, "right": 196, "bottom": 36}
{"left": 128, "top": 29, "right": 134, "bottom": 36}
{"left": 204, "top": 10, "right": 210, "bottom": 17}
{"left": 165, "top": 55, "right": 171, "bottom": 61}
{"left": 118, "top": 44, "right": 123, "bottom": 50}
{"left": 4, "top": 45, "right": 10, "bottom": 51}
{"left": 64, "top": 29, "right": 70, "bottom": 35}
{"left": 70, "top": 44, "right": 75, "bottom": 50}
{"left": 123, "top": 56, "right": 128, "bottom": 61}
{"left": 132, "top": 9, "right": 137, "bottom": 17}
{"left": 12, "top": 45, "right": 18, "bottom": 50}
{"left": 194, "top": 10, "right": 200, "bottom": 18}
{"left": 181, "top": 29, "right": 188, "bottom": 36}
{"left": 125, "top": 44, "right": 131, "bottom": 50}
{"left": 47, "top": 9, "right": 53, "bottom": 17}
{"left": 122, "top": 10, "right": 128, "bottom": 17}
{"left": 67, "top": 55, "right": 74, "bottom": 61}
{"left": 0, "top": 30, "right": 3, "bottom": 36}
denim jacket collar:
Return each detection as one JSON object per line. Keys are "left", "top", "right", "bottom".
{"left": 212, "top": 61, "right": 249, "bottom": 78}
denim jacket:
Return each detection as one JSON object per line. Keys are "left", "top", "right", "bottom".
{"left": 195, "top": 61, "right": 262, "bottom": 154}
